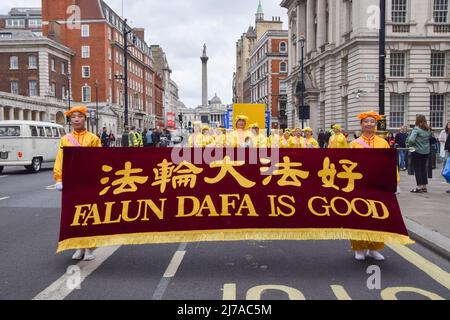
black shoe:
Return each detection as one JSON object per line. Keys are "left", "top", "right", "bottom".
{"left": 410, "top": 188, "right": 423, "bottom": 193}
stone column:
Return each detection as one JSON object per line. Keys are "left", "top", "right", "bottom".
{"left": 306, "top": 0, "right": 316, "bottom": 54}
{"left": 0, "top": 106, "right": 4, "bottom": 120}
{"left": 18, "top": 108, "right": 24, "bottom": 120}
{"left": 8, "top": 107, "right": 14, "bottom": 120}
{"left": 317, "top": 0, "right": 327, "bottom": 50}
{"left": 201, "top": 44, "right": 209, "bottom": 107}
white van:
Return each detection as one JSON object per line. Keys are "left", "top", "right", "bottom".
{"left": 0, "top": 120, "right": 66, "bottom": 174}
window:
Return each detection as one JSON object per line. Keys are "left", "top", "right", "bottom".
{"left": 430, "top": 94, "right": 446, "bottom": 128}
{"left": 82, "top": 86, "right": 91, "bottom": 102}
{"left": 30, "top": 126, "right": 38, "bottom": 137}
{"left": 389, "top": 94, "right": 406, "bottom": 128}
{"left": 0, "top": 33, "right": 12, "bottom": 38}
{"left": 81, "top": 24, "right": 90, "bottom": 37}
{"left": 59, "top": 128, "right": 66, "bottom": 136}
{"left": 431, "top": 52, "right": 446, "bottom": 77}
{"left": 45, "top": 127, "right": 53, "bottom": 137}
{"left": 280, "top": 62, "right": 287, "bottom": 73}
{"left": 6, "top": 19, "right": 25, "bottom": 28}
{"left": 51, "top": 58, "right": 55, "bottom": 72}
{"left": 61, "top": 62, "right": 66, "bottom": 75}
{"left": 82, "top": 66, "right": 90, "bottom": 78}
{"left": 10, "top": 56, "right": 18, "bottom": 70}
{"left": 390, "top": 52, "right": 406, "bottom": 77}
{"left": 51, "top": 82, "right": 56, "bottom": 96}
{"left": 81, "top": 46, "right": 90, "bottom": 58}
{"left": 28, "top": 55, "right": 37, "bottom": 69}
{"left": 29, "top": 80, "right": 38, "bottom": 96}
{"left": 320, "top": 66, "right": 326, "bottom": 90}
{"left": 108, "top": 48, "right": 112, "bottom": 60}
{"left": 28, "top": 19, "right": 42, "bottom": 28}
{"left": 279, "top": 42, "right": 287, "bottom": 52}
{"left": 52, "top": 127, "right": 60, "bottom": 137}
{"left": 280, "top": 82, "right": 287, "bottom": 94}
{"left": 392, "top": 0, "right": 407, "bottom": 23}
{"left": 62, "top": 85, "right": 67, "bottom": 99}
{"left": 108, "top": 27, "right": 112, "bottom": 40}
{"left": 433, "top": 0, "right": 449, "bottom": 23}
{"left": 10, "top": 81, "right": 19, "bottom": 95}
{"left": 0, "top": 126, "right": 20, "bottom": 137}
{"left": 37, "top": 126, "right": 45, "bottom": 137}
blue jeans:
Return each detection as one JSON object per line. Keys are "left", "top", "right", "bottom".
{"left": 399, "top": 149, "right": 408, "bottom": 169}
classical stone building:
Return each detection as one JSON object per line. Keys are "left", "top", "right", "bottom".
{"left": 281, "top": 0, "right": 450, "bottom": 133}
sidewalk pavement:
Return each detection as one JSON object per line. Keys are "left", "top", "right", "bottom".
{"left": 397, "top": 162, "right": 450, "bottom": 260}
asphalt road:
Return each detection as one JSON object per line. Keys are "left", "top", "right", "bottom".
{"left": 1, "top": 166, "right": 449, "bottom": 300}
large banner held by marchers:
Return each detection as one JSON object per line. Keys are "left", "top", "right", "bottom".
{"left": 57, "top": 147, "right": 413, "bottom": 252}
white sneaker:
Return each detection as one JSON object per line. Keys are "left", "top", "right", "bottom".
{"left": 354, "top": 250, "right": 366, "bottom": 261}
{"left": 83, "top": 249, "right": 95, "bottom": 261}
{"left": 72, "top": 249, "right": 85, "bottom": 260}
{"left": 367, "top": 250, "right": 385, "bottom": 261}
{"left": 396, "top": 186, "right": 401, "bottom": 195}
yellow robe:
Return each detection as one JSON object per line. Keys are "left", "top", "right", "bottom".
{"left": 268, "top": 134, "right": 281, "bottom": 148}
{"left": 289, "top": 136, "right": 306, "bottom": 148}
{"left": 53, "top": 130, "right": 101, "bottom": 182}
{"left": 279, "top": 137, "right": 291, "bottom": 148}
{"left": 349, "top": 134, "right": 390, "bottom": 251}
{"left": 188, "top": 133, "right": 204, "bottom": 147}
{"left": 215, "top": 134, "right": 228, "bottom": 147}
{"left": 305, "top": 137, "right": 319, "bottom": 148}
{"left": 227, "top": 129, "right": 249, "bottom": 147}
{"left": 328, "top": 133, "right": 348, "bottom": 149}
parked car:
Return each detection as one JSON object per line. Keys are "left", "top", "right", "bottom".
{"left": 0, "top": 120, "right": 65, "bottom": 174}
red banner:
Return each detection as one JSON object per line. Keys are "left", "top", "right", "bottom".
{"left": 57, "top": 148, "right": 413, "bottom": 252}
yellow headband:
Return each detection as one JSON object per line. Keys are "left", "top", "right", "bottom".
{"left": 303, "top": 127, "right": 313, "bottom": 132}
{"left": 332, "top": 124, "right": 342, "bottom": 131}
{"left": 236, "top": 115, "right": 249, "bottom": 122}
{"left": 249, "top": 123, "right": 259, "bottom": 129}
{"left": 65, "top": 106, "right": 87, "bottom": 117}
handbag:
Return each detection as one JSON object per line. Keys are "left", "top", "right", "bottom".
{"left": 442, "top": 158, "right": 450, "bottom": 183}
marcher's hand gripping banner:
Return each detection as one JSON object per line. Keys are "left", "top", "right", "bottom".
{"left": 57, "top": 148, "right": 413, "bottom": 252}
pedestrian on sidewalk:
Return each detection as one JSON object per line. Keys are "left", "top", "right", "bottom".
{"left": 395, "top": 126, "right": 409, "bottom": 171}
{"left": 349, "top": 110, "right": 391, "bottom": 261}
{"left": 53, "top": 105, "right": 101, "bottom": 261}
{"left": 407, "top": 115, "right": 431, "bottom": 194}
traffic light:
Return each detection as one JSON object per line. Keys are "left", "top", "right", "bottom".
{"left": 178, "top": 114, "right": 183, "bottom": 123}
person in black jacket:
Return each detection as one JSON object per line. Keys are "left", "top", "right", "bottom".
{"left": 395, "top": 126, "right": 408, "bottom": 170}
{"left": 100, "top": 127, "right": 109, "bottom": 147}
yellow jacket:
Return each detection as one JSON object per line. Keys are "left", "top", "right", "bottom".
{"left": 350, "top": 134, "right": 400, "bottom": 183}
{"left": 279, "top": 137, "right": 291, "bottom": 148}
{"left": 249, "top": 132, "right": 268, "bottom": 148}
{"left": 328, "top": 133, "right": 348, "bottom": 149}
{"left": 188, "top": 133, "right": 203, "bottom": 147}
{"left": 268, "top": 134, "right": 280, "bottom": 148}
{"left": 54, "top": 130, "right": 101, "bottom": 182}
{"left": 227, "top": 129, "right": 249, "bottom": 147}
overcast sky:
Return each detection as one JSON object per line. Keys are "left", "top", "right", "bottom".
{"left": 0, "top": 0, "right": 286, "bottom": 108}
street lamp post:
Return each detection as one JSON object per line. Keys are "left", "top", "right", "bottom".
{"left": 95, "top": 80, "right": 99, "bottom": 134}
{"left": 378, "top": 0, "right": 387, "bottom": 134}
{"left": 67, "top": 73, "right": 72, "bottom": 130}
{"left": 298, "top": 34, "right": 306, "bottom": 129}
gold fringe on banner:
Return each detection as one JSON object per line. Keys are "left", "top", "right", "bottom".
{"left": 57, "top": 228, "right": 414, "bottom": 253}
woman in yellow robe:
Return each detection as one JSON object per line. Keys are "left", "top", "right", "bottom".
{"left": 227, "top": 115, "right": 250, "bottom": 147}
{"left": 279, "top": 129, "right": 292, "bottom": 148}
{"left": 248, "top": 123, "right": 268, "bottom": 148}
{"left": 289, "top": 128, "right": 306, "bottom": 148}
{"left": 268, "top": 129, "right": 281, "bottom": 148}
{"left": 328, "top": 124, "right": 348, "bottom": 148}
{"left": 349, "top": 111, "right": 390, "bottom": 261}
{"left": 53, "top": 105, "right": 101, "bottom": 261}
{"left": 303, "top": 127, "right": 319, "bottom": 148}
{"left": 188, "top": 122, "right": 204, "bottom": 147}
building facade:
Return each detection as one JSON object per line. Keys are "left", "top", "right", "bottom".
{"left": 281, "top": 0, "right": 450, "bottom": 133}
{"left": 0, "top": 29, "right": 75, "bottom": 127}
{"left": 0, "top": 7, "right": 42, "bottom": 34}
{"left": 41, "top": 0, "right": 157, "bottom": 135}
{"left": 249, "top": 30, "right": 288, "bottom": 129}
{"left": 234, "top": 2, "right": 284, "bottom": 104}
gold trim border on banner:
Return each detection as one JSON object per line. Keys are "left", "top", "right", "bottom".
{"left": 57, "top": 228, "right": 414, "bottom": 253}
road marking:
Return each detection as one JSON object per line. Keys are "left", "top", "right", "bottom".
{"left": 152, "top": 243, "right": 187, "bottom": 300}
{"left": 331, "top": 285, "right": 352, "bottom": 300}
{"left": 388, "top": 244, "right": 450, "bottom": 291}
{"left": 45, "top": 184, "right": 56, "bottom": 190}
{"left": 33, "top": 246, "right": 120, "bottom": 300}
{"left": 0, "top": 197, "right": 10, "bottom": 201}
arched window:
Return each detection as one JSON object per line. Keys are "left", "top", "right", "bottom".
{"left": 279, "top": 42, "right": 287, "bottom": 52}
{"left": 280, "top": 62, "right": 287, "bottom": 73}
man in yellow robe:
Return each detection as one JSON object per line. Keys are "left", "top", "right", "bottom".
{"left": 349, "top": 111, "right": 389, "bottom": 261}
{"left": 279, "top": 129, "right": 292, "bottom": 148}
{"left": 53, "top": 105, "right": 101, "bottom": 261}
{"left": 328, "top": 124, "right": 348, "bottom": 148}
{"left": 303, "top": 127, "right": 319, "bottom": 148}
